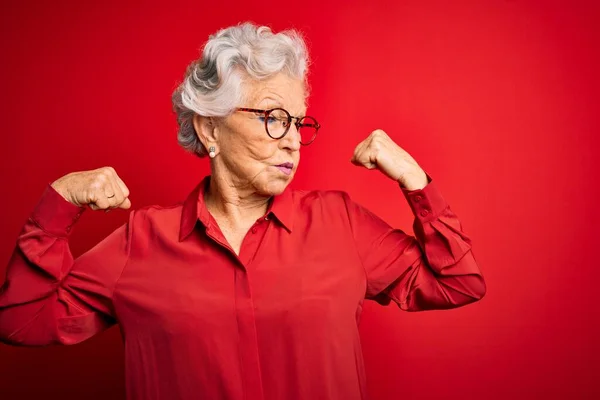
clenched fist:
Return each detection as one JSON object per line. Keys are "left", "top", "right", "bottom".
{"left": 351, "top": 129, "right": 428, "bottom": 191}
{"left": 51, "top": 167, "right": 131, "bottom": 211}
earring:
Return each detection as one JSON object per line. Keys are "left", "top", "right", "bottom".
{"left": 208, "top": 146, "right": 216, "bottom": 158}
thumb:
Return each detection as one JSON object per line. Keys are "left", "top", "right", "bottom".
{"left": 119, "top": 198, "right": 132, "bottom": 209}
{"left": 350, "top": 159, "right": 377, "bottom": 169}
{"left": 350, "top": 155, "right": 377, "bottom": 169}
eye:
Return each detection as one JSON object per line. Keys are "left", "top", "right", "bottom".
{"left": 258, "top": 115, "right": 278, "bottom": 124}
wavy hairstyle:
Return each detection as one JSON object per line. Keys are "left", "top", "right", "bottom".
{"left": 171, "top": 22, "right": 311, "bottom": 157}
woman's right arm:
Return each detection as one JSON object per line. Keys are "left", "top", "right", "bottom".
{"left": 0, "top": 167, "right": 132, "bottom": 346}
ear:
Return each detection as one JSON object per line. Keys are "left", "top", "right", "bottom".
{"left": 192, "top": 114, "right": 218, "bottom": 150}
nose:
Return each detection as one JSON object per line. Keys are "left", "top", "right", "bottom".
{"left": 280, "top": 123, "right": 301, "bottom": 151}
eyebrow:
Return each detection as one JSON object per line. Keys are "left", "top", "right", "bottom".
{"left": 258, "top": 98, "right": 307, "bottom": 117}
{"left": 258, "top": 97, "right": 284, "bottom": 108}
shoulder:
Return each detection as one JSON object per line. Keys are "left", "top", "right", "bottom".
{"left": 284, "top": 188, "right": 380, "bottom": 234}
{"left": 130, "top": 202, "right": 182, "bottom": 220}
{"left": 288, "top": 187, "right": 382, "bottom": 227}
{"left": 125, "top": 202, "right": 184, "bottom": 238}
{"left": 290, "top": 188, "right": 352, "bottom": 208}
{"left": 287, "top": 188, "right": 357, "bottom": 226}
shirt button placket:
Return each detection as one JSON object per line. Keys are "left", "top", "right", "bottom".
{"left": 233, "top": 229, "right": 265, "bottom": 399}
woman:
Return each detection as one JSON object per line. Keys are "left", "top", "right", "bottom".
{"left": 0, "top": 22, "right": 485, "bottom": 400}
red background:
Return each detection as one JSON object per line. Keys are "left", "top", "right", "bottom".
{"left": 1, "top": 1, "right": 598, "bottom": 399}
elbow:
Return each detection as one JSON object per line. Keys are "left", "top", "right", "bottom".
{"left": 446, "top": 274, "right": 487, "bottom": 309}
{"left": 0, "top": 308, "right": 57, "bottom": 347}
{"left": 465, "top": 275, "right": 487, "bottom": 304}
{"left": 0, "top": 332, "right": 29, "bottom": 347}
{"left": 0, "top": 326, "right": 57, "bottom": 347}
{"left": 0, "top": 321, "right": 44, "bottom": 347}
{"left": 474, "top": 275, "right": 487, "bottom": 300}
{"left": 0, "top": 321, "right": 30, "bottom": 346}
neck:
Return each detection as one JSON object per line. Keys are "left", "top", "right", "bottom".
{"left": 204, "top": 171, "right": 271, "bottom": 226}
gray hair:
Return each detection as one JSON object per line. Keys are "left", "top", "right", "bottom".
{"left": 172, "top": 22, "right": 311, "bottom": 157}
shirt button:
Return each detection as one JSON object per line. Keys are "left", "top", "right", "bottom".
{"left": 420, "top": 209, "right": 429, "bottom": 217}
{"left": 251, "top": 227, "right": 257, "bottom": 234}
{"left": 414, "top": 195, "right": 423, "bottom": 202}
{"left": 265, "top": 216, "right": 269, "bottom": 221}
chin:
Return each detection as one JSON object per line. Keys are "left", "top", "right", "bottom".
{"left": 260, "top": 176, "right": 293, "bottom": 196}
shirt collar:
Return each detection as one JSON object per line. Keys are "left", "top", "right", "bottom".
{"left": 179, "top": 176, "right": 295, "bottom": 241}
{"left": 267, "top": 184, "right": 294, "bottom": 233}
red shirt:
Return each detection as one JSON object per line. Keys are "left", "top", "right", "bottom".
{"left": 0, "top": 174, "right": 485, "bottom": 400}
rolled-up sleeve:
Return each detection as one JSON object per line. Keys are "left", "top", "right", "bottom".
{"left": 0, "top": 184, "right": 131, "bottom": 346}
{"left": 343, "top": 174, "right": 486, "bottom": 311}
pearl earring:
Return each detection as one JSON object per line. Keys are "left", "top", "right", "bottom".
{"left": 208, "top": 146, "right": 216, "bottom": 158}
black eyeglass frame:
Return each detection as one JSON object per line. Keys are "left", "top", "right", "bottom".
{"left": 236, "top": 107, "right": 321, "bottom": 145}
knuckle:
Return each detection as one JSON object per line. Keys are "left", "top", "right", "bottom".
{"left": 91, "top": 180, "right": 102, "bottom": 190}
{"left": 372, "top": 129, "right": 387, "bottom": 139}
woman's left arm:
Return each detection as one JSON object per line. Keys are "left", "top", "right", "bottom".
{"left": 348, "top": 129, "right": 486, "bottom": 311}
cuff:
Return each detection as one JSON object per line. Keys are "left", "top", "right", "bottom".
{"left": 401, "top": 173, "right": 449, "bottom": 223}
{"left": 30, "top": 184, "right": 86, "bottom": 237}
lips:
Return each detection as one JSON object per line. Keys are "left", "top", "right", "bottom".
{"left": 275, "top": 162, "right": 294, "bottom": 176}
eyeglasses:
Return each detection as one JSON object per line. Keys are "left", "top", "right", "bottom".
{"left": 236, "top": 107, "right": 321, "bottom": 145}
